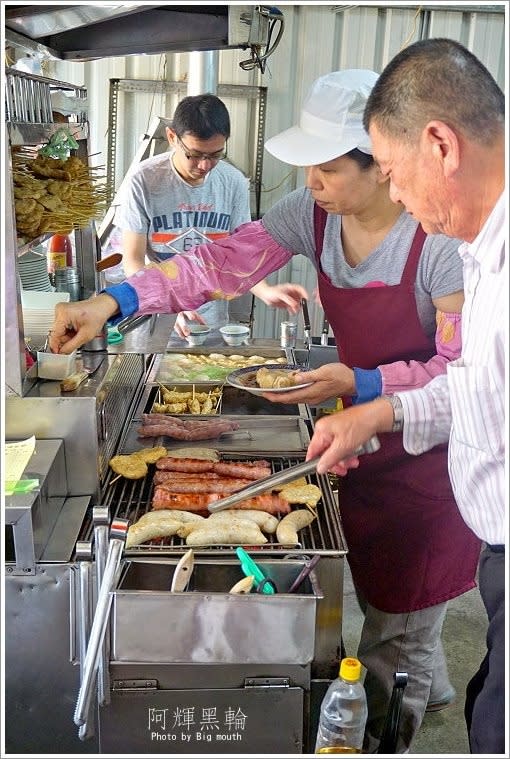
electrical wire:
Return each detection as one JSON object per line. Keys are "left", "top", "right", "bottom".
{"left": 143, "top": 54, "right": 167, "bottom": 137}
{"left": 239, "top": 8, "right": 285, "bottom": 73}
{"left": 399, "top": 6, "right": 422, "bottom": 51}
{"left": 261, "top": 169, "right": 295, "bottom": 193}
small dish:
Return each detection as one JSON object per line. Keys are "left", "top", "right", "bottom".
{"left": 37, "top": 350, "right": 77, "bottom": 380}
{"left": 226, "top": 363, "right": 312, "bottom": 396}
{"left": 219, "top": 324, "right": 250, "bottom": 347}
{"left": 186, "top": 325, "right": 211, "bottom": 346}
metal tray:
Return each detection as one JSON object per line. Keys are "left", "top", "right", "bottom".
{"left": 148, "top": 348, "right": 288, "bottom": 385}
{"left": 122, "top": 415, "right": 310, "bottom": 454}
{"left": 112, "top": 558, "right": 323, "bottom": 664}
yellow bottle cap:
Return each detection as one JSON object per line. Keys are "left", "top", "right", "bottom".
{"left": 339, "top": 657, "right": 362, "bottom": 682}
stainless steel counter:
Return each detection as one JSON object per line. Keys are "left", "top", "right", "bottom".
{"left": 106, "top": 313, "right": 294, "bottom": 355}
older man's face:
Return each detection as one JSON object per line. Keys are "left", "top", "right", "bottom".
{"left": 369, "top": 123, "right": 452, "bottom": 237}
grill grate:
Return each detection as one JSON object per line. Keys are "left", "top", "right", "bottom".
{"left": 84, "top": 452, "right": 346, "bottom": 556}
{"left": 96, "top": 354, "right": 147, "bottom": 483}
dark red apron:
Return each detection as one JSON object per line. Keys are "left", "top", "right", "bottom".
{"left": 314, "top": 204, "right": 481, "bottom": 612}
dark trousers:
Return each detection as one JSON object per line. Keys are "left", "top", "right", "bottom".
{"left": 464, "top": 545, "right": 506, "bottom": 754}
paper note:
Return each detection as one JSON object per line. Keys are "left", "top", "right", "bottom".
{"left": 4, "top": 436, "right": 37, "bottom": 495}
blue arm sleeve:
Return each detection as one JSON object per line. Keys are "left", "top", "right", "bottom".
{"left": 352, "top": 367, "right": 382, "bottom": 404}
{"left": 102, "top": 283, "right": 140, "bottom": 323}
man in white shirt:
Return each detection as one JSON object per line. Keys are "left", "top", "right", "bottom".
{"left": 306, "top": 38, "right": 506, "bottom": 754}
{"left": 114, "top": 93, "right": 306, "bottom": 334}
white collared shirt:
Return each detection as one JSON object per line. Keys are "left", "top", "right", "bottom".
{"left": 398, "top": 194, "right": 507, "bottom": 544}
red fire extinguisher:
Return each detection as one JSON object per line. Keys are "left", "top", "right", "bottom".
{"left": 47, "top": 233, "right": 73, "bottom": 273}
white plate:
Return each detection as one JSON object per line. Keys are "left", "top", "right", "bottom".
{"left": 226, "top": 364, "right": 313, "bottom": 396}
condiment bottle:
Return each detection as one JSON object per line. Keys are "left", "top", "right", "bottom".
{"left": 315, "top": 657, "right": 368, "bottom": 754}
{"left": 47, "top": 233, "right": 73, "bottom": 273}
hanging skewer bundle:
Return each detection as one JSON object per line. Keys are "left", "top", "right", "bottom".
{"left": 12, "top": 146, "right": 110, "bottom": 240}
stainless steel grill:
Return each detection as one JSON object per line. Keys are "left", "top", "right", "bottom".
{"left": 85, "top": 452, "right": 345, "bottom": 556}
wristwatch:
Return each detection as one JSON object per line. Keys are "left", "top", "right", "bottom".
{"left": 383, "top": 394, "right": 404, "bottom": 433}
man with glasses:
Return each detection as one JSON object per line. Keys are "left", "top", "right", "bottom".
{"left": 115, "top": 93, "right": 306, "bottom": 335}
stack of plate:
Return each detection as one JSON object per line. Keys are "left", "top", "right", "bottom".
{"left": 18, "top": 250, "right": 53, "bottom": 292}
{"left": 22, "top": 290, "right": 70, "bottom": 350}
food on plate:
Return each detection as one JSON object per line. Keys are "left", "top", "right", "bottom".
{"left": 207, "top": 509, "right": 279, "bottom": 534}
{"left": 161, "top": 447, "right": 220, "bottom": 461}
{"left": 279, "top": 483, "right": 322, "bottom": 509}
{"left": 276, "top": 509, "right": 316, "bottom": 546}
{"left": 229, "top": 575, "right": 255, "bottom": 594}
{"left": 126, "top": 510, "right": 204, "bottom": 548}
{"left": 109, "top": 454, "right": 148, "bottom": 480}
{"left": 255, "top": 366, "right": 301, "bottom": 389}
{"left": 183, "top": 517, "right": 268, "bottom": 546}
{"left": 137, "top": 415, "right": 240, "bottom": 440}
{"left": 152, "top": 488, "right": 291, "bottom": 515}
{"left": 155, "top": 457, "right": 271, "bottom": 480}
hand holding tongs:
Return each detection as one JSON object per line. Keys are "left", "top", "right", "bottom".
{"left": 207, "top": 436, "right": 381, "bottom": 513}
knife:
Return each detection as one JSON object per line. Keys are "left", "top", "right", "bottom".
{"left": 170, "top": 548, "right": 194, "bottom": 592}
{"left": 301, "top": 298, "right": 311, "bottom": 348}
{"left": 207, "top": 436, "right": 381, "bottom": 513}
{"left": 320, "top": 314, "right": 330, "bottom": 346}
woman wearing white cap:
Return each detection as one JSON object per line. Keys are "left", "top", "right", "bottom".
{"left": 50, "top": 70, "right": 481, "bottom": 752}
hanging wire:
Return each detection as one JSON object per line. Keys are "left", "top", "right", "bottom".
{"left": 240, "top": 8, "right": 285, "bottom": 73}
{"left": 399, "top": 6, "right": 423, "bottom": 50}
{"left": 261, "top": 169, "right": 295, "bottom": 194}
{"left": 143, "top": 54, "right": 167, "bottom": 136}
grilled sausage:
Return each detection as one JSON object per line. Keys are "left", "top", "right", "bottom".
{"left": 155, "top": 457, "right": 271, "bottom": 480}
{"left": 152, "top": 488, "right": 291, "bottom": 515}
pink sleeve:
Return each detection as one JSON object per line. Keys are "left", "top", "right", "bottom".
{"left": 380, "top": 311, "right": 462, "bottom": 394}
{"left": 128, "top": 220, "right": 293, "bottom": 315}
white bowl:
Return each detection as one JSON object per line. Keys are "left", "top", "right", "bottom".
{"left": 219, "top": 324, "right": 250, "bottom": 347}
{"left": 186, "top": 325, "right": 211, "bottom": 346}
{"left": 37, "top": 350, "right": 77, "bottom": 380}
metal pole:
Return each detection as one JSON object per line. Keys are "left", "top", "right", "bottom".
{"left": 187, "top": 50, "right": 219, "bottom": 95}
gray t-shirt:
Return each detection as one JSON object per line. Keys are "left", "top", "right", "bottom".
{"left": 262, "top": 187, "right": 463, "bottom": 338}
{"left": 114, "top": 152, "right": 251, "bottom": 330}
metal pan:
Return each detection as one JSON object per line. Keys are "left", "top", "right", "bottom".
{"left": 207, "top": 435, "right": 381, "bottom": 513}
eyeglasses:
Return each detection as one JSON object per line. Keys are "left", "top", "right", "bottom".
{"left": 175, "top": 134, "right": 227, "bottom": 163}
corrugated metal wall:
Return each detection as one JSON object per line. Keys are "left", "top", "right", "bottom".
{"left": 50, "top": 3, "right": 506, "bottom": 340}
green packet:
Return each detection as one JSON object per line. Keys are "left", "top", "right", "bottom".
{"left": 5, "top": 478, "right": 40, "bottom": 496}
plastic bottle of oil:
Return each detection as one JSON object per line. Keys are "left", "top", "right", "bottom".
{"left": 315, "top": 657, "right": 368, "bottom": 754}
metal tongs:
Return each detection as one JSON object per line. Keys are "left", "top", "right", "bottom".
{"left": 74, "top": 518, "right": 128, "bottom": 730}
{"left": 207, "top": 435, "right": 381, "bottom": 513}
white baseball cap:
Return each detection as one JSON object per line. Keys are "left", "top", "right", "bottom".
{"left": 265, "top": 69, "right": 379, "bottom": 166}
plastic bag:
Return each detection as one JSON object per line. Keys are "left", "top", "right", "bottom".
{"left": 38, "top": 128, "right": 79, "bottom": 160}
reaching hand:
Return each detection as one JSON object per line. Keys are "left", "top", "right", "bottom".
{"left": 48, "top": 294, "right": 119, "bottom": 354}
{"left": 253, "top": 282, "right": 308, "bottom": 314}
{"left": 174, "top": 310, "right": 208, "bottom": 338}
